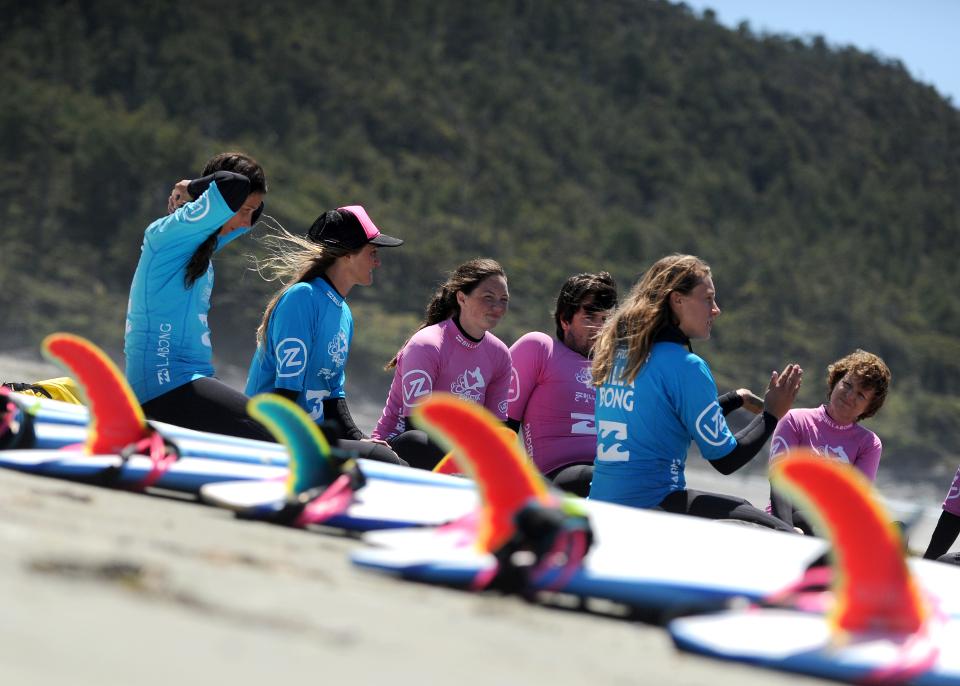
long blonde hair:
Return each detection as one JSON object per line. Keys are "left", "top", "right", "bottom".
{"left": 253, "top": 221, "right": 355, "bottom": 345}
{"left": 591, "top": 254, "right": 712, "bottom": 386}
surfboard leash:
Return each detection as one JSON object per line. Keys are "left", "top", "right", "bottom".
{"left": 471, "top": 500, "right": 594, "bottom": 598}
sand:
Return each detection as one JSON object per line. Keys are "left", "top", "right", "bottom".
{"left": 0, "top": 467, "right": 834, "bottom": 686}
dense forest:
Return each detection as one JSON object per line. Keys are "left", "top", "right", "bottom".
{"left": 1, "top": 0, "right": 958, "bottom": 479}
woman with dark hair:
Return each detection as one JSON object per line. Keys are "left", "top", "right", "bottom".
{"left": 589, "top": 254, "right": 803, "bottom": 530}
{"left": 124, "top": 152, "right": 270, "bottom": 439}
{"left": 246, "top": 206, "right": 406, "bottom": 465}
{"left": 768, "top": 349, "right": 891, "bottom": 534}
{"left": 371, "top": 258, "right": 513, "bottom": 469}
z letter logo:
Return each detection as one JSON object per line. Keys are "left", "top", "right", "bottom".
{"left": 401, "top": 369, "right": 433, "bottom": 409}
{"left": 276, "top": 338, "right": 308, "bottom": 378}
{"left": 695, "top": 402, "right": 729, "bottom": 447}
{"left": 770, "top": 435, "right": 790, "bottom": 458}
{"left": 182, "top": 192, "right": 211, "bottom": 223}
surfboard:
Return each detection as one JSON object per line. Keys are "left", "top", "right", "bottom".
{"left": 352, "top": 394, "right": 842, "bottom": 613}
{"left": 200, "top": 394, "right": 477, "bottom": 531}
{"left": 0, "top": 333, "right": 470, "bottom": 491}
{"left": 668, "top": 455, "right": 960, "bottom": 684}
{"left": 0, "top": 447, "right": 286, "bottom": 492}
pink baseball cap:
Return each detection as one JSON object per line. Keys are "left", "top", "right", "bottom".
{"left": 307, "top": 205, "right": 403, "bottom": 249}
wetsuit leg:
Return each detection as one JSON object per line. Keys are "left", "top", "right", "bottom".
{"left": 546, "top": 462, "right": 594, "bottom": 498}
{"left": 657, "top": 489, "right": 795, "bottom": 532}
{"left": 337, "top": 439, "right": 408, "bottom": 467}
{"left": 141, "top": 377, "right": 273, "bottom": 442}
{"left": 924, "top": 510, "right": 960, "bottom": 559}
{"left": 388, "top": 430, "right": 446, "bottom": 471}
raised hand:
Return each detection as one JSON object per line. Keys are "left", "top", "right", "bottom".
{"left": 762, "top": 363, "right": 803, "bottom": 419}
{"left": 166, "top": 179, "right": 193, "bottom": 214}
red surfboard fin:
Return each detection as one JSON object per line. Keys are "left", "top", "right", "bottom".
{"left": 42, "top": 333, "right": 149, "bottom": 454}
{"left": 771, "top": 451, "right": 928, "bottom": 635}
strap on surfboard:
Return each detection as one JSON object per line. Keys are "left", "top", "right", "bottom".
{"left": 246, "top": 394, "right": 364, "bottom": 526}
{"left": 413, "top": 394, "right": 593, "bottom": 594}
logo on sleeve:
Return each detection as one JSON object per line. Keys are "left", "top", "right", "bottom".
{"left": 770, "top": 435, "right": 790, "bottom": 458}
{"left": 695, "top": 401, "right": 729, "bottom": 446}
{"left": 182, "top": 193, "right": 211, "bottom": 223}
{"left": 276, "top": 338, "right": 308, "bottom": 378}
{"left": 507, "top": 368, "right": 520, "bottom": 403}
{"left": 305, "top": 389, "right": 330, "bottom": 421}
{"left": 401, "top": 369, "right": 433, "bottom": 408}
{"left": 948, "top": 477, "right": 960, "bottom": 503}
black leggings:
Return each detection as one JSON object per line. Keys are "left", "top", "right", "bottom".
{"left": 141, "top": 377, "right": 273, "bottom": 442}
{"left": 657, "top": 489, "right": 794, "bottom": 532}
{"left": 545, "top": 462, "right": 594, "bottom": 498}
{"left": 388, "top": 429, "right": 446, "bottom": 471}
{"left": 143, "top": 379, "right": 407, "bottom": 466}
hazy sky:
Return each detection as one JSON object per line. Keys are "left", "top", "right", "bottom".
{"left": 677, "top": 0, "right": 960, "bottom": 107}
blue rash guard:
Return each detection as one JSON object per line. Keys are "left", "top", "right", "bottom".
{"left": 590, "top": 341, "right": 738, "bottom": 508}
{"left": 245, "top": 277, "right": 353, "bottom": 422}
{"left": 124, "top": 178, "right": 250, "bottom": 403}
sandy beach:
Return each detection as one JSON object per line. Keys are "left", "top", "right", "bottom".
{"left": 0, "top": 466, "right": 838, "bottom": 686}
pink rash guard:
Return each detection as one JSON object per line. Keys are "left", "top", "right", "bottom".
{"left": 769, "top": 405, "right": 883, "bottom": 481}
{"left": 943, "top": 466, "right": 960, "bottom": 517}
{"left": 508, "top": 332, "right": 597, "bottom": 475}
{"left": 372, "top": 318, "right": 512, "bottom": 440}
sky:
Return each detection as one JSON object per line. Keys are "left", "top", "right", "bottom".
{"left": 677, "top": 0, "right": 960, "bottom": 107}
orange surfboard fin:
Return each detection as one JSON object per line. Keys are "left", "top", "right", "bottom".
{"left": 413, "top": 394, "right": 552, "bottom": 552}
{"left": 42, "top": 333, "right": 149, "bottom": 454}
{"left": 771, "top": 450, "right": 928, "bottom": 635}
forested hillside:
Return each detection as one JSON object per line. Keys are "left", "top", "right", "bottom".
{"left": 2, "top": 0, "right": 958, "bottom": 477}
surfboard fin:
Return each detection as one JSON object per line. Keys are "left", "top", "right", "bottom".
{"left": 770, "top": 450, "right": 929, "bottom": 636}
{"left": 41, "top": 333, "right": 149, "bottom": 454}
{"left": 413, "top": 394, "right": 592, "bottom": 592}
{"left": 246, "top": 394, "right": 364, "bottom": 524}
{"left": 432, "top": 425, "right": 523, "bottom": 476}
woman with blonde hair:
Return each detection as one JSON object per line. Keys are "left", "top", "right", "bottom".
{"left": 246, "top": 206, "right": 405, "bottom": 464}
{"left": 590, "top": 254, "right": 803, "bottom": 530}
